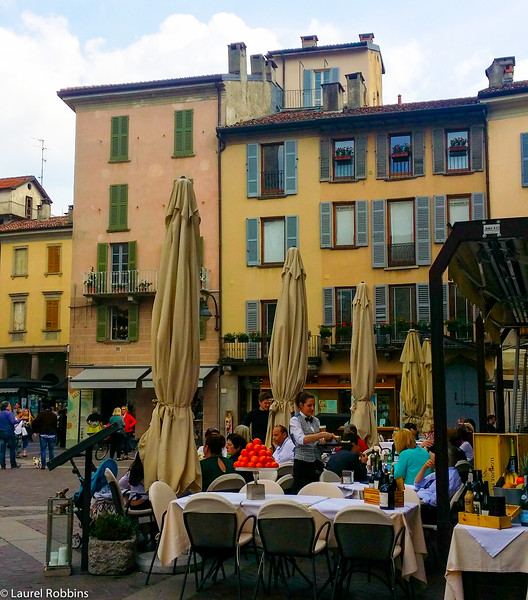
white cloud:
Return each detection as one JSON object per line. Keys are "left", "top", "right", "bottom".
{"left": 382, "top": 39, "right": 430, "bottom": 104}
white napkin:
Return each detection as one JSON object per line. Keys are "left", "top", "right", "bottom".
{"left": 461, "top": 523, "right": 525, "bottom": 558}
{"left": 174, "top": 491, "right": 246, "bottom": 510}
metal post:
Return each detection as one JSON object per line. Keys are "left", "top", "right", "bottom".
{"left": 81, "top": 445, "right": 92, "bottom": 571}
{"left": 476, "top": 315, "right": 487, "bottom": 433}
{"left": 496, "top": 342, "right": 505, "bottom": 433}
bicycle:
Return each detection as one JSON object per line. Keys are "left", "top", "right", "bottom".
{"left": 94, "top": 440, "right": 109, "bottom": 461}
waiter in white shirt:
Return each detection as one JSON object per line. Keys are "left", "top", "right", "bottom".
{"left": 272, "top": 425, "right": 295, "bottom": 464}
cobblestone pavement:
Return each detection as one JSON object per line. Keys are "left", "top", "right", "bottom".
{"left": 0, "top": 445, "right": 446, "bottom": 599}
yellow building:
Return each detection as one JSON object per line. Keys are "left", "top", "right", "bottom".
{"left": 218, "top": 81, "right": 489, "bottom": 433}
{"left": 0, "top": 209, "right": 72, "bottom": 409}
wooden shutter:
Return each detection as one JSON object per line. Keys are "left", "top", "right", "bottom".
{"left": 246, "top": 300, "right": 259, "bottom": 359}
{"left": 246, "top": 218, "right": 259, "bottom": 266}
{"left": 109, "top": 185, "right": 127, "bottom": 230}
{"left": 96, "top": 306, "right": 107, "bottom": 342}
{"left": 110, "top": 116, "right": 128, "bottom": 161}
{"left": 355, "top": 135, "right": 367, "bottom": 180}
{"left": 355, "top": 200, "right": 368, "bottom": 247}
{"left": 174, "top": 109, "right": 193, "bottom": 157}
{"left": 442, "top": 283, "right": 449, "bottom": 322}
{"left": 371, "top": 199, "right": 386, "bottom": 268}
{"left": 521, "top": 133, "right": 528, "bottom": 187}
{"left": 320, "top": 203, "right": 332, "bottom": 248}
{"left": 303, "top": 69, "right": 313, "bottom": 107}
{"left": 247, "top": 143, "right": 259, "bottom": 197}
{"left": 109, "top": 185, "right": 119, "bottom": 229}
{"left": 285, "top": 215, "right": 298, "bottom": 250}
{"left": 433, "top": 195, "right": 446, "bottom": 243}
{"left": 284, "top": 140, "right": 297, "bottom": 195}
{"left": 432, "top": 129, "right": 446, "bottom": 174}
{"left": 199, "top": 318, "right": 206, "bottom": 340}
{"left": 128, "top": 241, "right": 137, "bottom": 290}
{"left": 320, "top": 139, "right": 331, "bottom": 181}
{"left": 330, "top": 67, "right": 340, "bottom": 83}
{"left": 97, "top": 243, "right": 108, "bottom": 293}
{"left": 45, "top": 299, "right": 59, "bottom": 330}
{"left": 471, "top": 193, "right": 486, "bottom": 221}
{"left": 47, "top": 245, "right": 61, "bottom": 273}
{"left": 416, "top": 283, "right": 430, "bottom": 324}
{"left": 323, "top": 287, "right": 335, "bottom": 327}
{"left": 374, "top": 285, "right": 388, "bottom": 324}
{"left": 415, "top": 196, "right": 431, "bottom": 266}
{"left": 375, "top": 134, "right": 388, "bottom": 179}
{"left": 128, "top": 304, "right": 139, "bottom": 341}
{"left": 412, "top": 130, "right": 425, "bottom": 177}
{"left": 470, "top": 125, "right": 484, "bottom": 172}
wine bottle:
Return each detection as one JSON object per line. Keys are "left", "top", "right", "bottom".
{"left": 473, "top": 474, "right": 482, "bottom": 515}
{"left": 481, "top": 480, "right": 490, "bottom": 516}
{"left": 379, "top": 469, "right": 390, "bottom": 509}
{"left": 464, "top": 471, "right": 475, "bottom": 513}
{"left": 520, "top": 483, "right": 528, "bottom": 526}
{"left": 503, "top": 437, "right": 519, "bottom": 486}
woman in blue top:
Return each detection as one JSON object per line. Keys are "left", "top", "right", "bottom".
{"left": 393, "top": 428, "right": 432, "bottom": 484}
{"left": 108, "top": 407, "right": 126, "bottom": 461}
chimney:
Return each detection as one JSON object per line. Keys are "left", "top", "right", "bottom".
{"left": 359, "top": 33, "right": 374, "bottom": 42}
{"left": 345, "top": 72, "right": 367, "bottom": 109}
{"left": 485, "top": 56, "right": 515, "bottom": 87}
{"left": 250, "top": 54, "right": 266, "bottom": 79}
{"left": 322, "top": 81, "right": 344, "bottom": 112}
{"left": 264, "top": 58, "right": 277, "bottom": 83}
{"left": 398, "top": 94, "right": 402, "bottom": 105}
{"left": 228, "top": 42, "right": 247, "bottom": 80}
{"left": 38, "top": 200, "right": 51, "bottom": 220}
{"left": 67, "top": 205, "right": 73, "bottom": 225}
{"left": 301, "top": 35, "right": 318, "bottom": 48}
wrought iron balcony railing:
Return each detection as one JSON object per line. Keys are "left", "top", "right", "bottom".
{"left": 82, "top": 269, "right": 158, "bottom": 295}
{"left": 388, "top": 243, "right": 416, "bottom": 267}
{"left": 261, "top": 170, "right": 284, "bottom": 195}
{"left": 221, "top": 334, "right": 321, "bottom": 362}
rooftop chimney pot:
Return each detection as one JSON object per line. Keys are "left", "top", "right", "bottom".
{"left": 345, "top": 72, "right": 367, "bottom": 109}
{"left": 301, "top": 35, "right": 318, "bottom": 48}
{"left": 322, "top": 81, "right": 344, "bottom": 112}
{"left": 485, "top": 56, "right": 515, "bottom": 87}
{"left": 359, "top": 33, "right": 374, "bottom": 42}
{"left": 228, "top": 42, "right": 247, "bottom": 80}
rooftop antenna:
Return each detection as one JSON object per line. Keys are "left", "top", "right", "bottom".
{"left": 32, "top": 138, "right": 47, "bottom": 185}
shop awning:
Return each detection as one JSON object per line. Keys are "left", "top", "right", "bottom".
{"left": 70, "top": 366, "right": 151, "bottom": 389}
{"left": 0, "top": 388, "right": 19, "bottom": 394}
{"left": 140, "top": 365, "right": 217, "bottom": 389}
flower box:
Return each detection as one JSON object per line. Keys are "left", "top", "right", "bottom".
{"left": 391, "top": 151, "right": 410, "bottom": 162}
{"left": 449, "top": 146, "right": 467, "bottom": 154}
{"left": 334, "top": 154, "right": 352, "bottom": 162}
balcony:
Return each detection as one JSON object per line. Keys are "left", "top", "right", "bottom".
{"left": 220, "top": 334, "right": 322, "bottom": 366}
{"left": 388, "top": 243, "right": 416, "bottom": 267}
{"left": 82, "top": 269, "right": 158, "bottom": 296}
{"left": 277, "top": 89, "right": 321, "bottom": 110}
{"left": 261, "top": 170, "right": 284, "bottom": 196}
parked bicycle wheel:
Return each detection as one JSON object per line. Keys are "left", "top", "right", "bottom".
{"left": 95, "top": 442, "right": 109, "bottom": 461}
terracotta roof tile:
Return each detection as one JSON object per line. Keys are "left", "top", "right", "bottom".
{"left": 0, "top": 176, "right": 34, "bottom": 190}
{"left": 0, "top": 216, "right": 71, "bottom": 233}
{"left": 478, "top": 80, "right": 528, "bottom": 98}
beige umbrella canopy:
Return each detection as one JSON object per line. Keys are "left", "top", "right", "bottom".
{"left": 400, "top": 329, "right": 426, "bottom": 426}
{"left": 350, "top": 282, "right": 378, "bottom": 447}
{"left": 421, "top": 338, "right": 434, "bottom": 433}
{"left": 265, "top": 247, "right": 308, "bottom": 447}
{"left": 139, "top": 177, "right": 202, "bottom": 494}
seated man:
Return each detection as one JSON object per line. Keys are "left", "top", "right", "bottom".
{"left": 200, "top": 433, "right": 235, "bottom": 491}
{"left": 272, "top": 425, "right": 295, "bottom": 464}
{"left": 326, "top": 429, "right": 368, "bottom": 482}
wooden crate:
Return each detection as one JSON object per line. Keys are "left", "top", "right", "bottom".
{"left": 458, "top": 505, "right": 520, "bottom": 530}
{"left": 364, "top": 487, "right": 404, "bottom": 508}
{"left": 474, "top": 434, "right": 528, "bottom": 492}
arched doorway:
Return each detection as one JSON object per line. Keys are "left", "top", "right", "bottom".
{"left": 445, "top": 358, "right": 479, "bottom": 430}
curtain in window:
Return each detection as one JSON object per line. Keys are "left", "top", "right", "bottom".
{"left": 263, "top": 220, "right": 285, "bottom": 263}
{"left": 390, "top": 201, "right": 414, "bottom": 244}
{"left": 448, "top": 198, "right": 470, "bottom": 225}
{"left": 14, "top": 249, "right": 27, "bottom": 275}
{"left": 13, "top": 301, "right": 25, "bottom": 330}
{"left": 336, "top": 205, "right": 355, "bottom": 246}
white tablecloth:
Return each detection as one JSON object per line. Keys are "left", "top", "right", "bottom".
{"left": 445, "top": 524, "right": 528, "bottom": 600}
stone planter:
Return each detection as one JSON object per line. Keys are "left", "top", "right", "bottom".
{"left": 88, "top": 536, "right": 136, "bottom": 575}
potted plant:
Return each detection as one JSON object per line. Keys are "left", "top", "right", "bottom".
{"left": 336, "top": 322, "right": 352, "bottom": 343}
{"left": 445, "top": 317, "right": 460, "bottom": 335}
{"left": 136, "top": 280, "right": 152, "bottom": 292}
{"left": 236, "top": 332, "right": 249, "bottom": 343}
{"left": 319, "top": 326, "right": 332, "bottom": 340}
{"left": 222, "top": 332, "right": 236, "bottom": 343}
{"left": 458, "top": 320, "right": 473, "bottom": 339}
{"left": 84, "top": 268, "right": 96, "bottom": 293}
{"left": 376, "top": 322, "right": 392, "bottom": 347}
{"left": 88, "top": 513, "right": 136, "bottom": 575}
{"left": 391, "top": 143, "right": 411, "bottom": 160}
{"left": 449, "top": 137, "right": 468, "bottom": 153}
{"left": 395, "top": 318, "right": 412, "bottom": 338}
{"left": 249, "top": 330, "right": 263, "bottom": 342}
{"left": 334, "top": 146, "right": 353, "bottom": 161}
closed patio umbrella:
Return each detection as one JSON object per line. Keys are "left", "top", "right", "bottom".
{"left": 139, "top": 177, "right": 202, "bottom": 494}
{"left": 400, "top": 329, "right": 426, "bottom": 425}
{"left": 350, "top": 282, "right": 378, "bottom": 447}
{"left": 421, "top": 338, "right": 434, "bottom": 433}
{"left": 265, "top": 247, "right": 308, "bottom": 447}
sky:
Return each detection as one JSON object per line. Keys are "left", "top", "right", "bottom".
{"left": 1, "top": 0, "right": 528, "bottom": 216}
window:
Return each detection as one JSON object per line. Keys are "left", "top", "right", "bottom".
{"left": 247, "top": 141, "right": 297, "bottom": 197}
{"left": 44, "top": 299, "right": 60, "bottom": 330}
{"left": 390, "top": 285, "right": 416, "bottom": 341}
{"left": 376, "top": 131, "right": 425, "bottom": 179}
{"left": 25, "top": 196, "right": 32, "bottom": 219}
{"left": 389, "top": 133, "right": 412, "bottom": 177}
{"left": 335, "top": 204, "right": 355, "bottom": 247}
{"left": 447, "top": 196, "right": 470, "bottom": 226}
{"left": 173, "top": 109, "right": 193, "bottom": 157}
{"left": 320, "top": 137, "right": 366, "bottom": 182}
{"left": 432, "top": 125, "right": 484, "bottom": 175}
{"left": 96, "top": 241, "right": 137, "bottom": 293}
{"left": 433, "top": 193, "right": 485, "bottom": 243}
{"left": 303, "top": 68, "right": 339, "bottom": 107}
{"left": 388, "top": 199, "right": 415, "bottom": 267}
{"left": 96, "top": 304, "right": 138, "bottom": 342}
{"left": 246, "top": 216, "right": 298, "bottom": 266}
{"left": 111, "top": 243, "right": 129, "bottom": 290}
{"left": 446, "top": 129, "right": 469, "bottom": 172}
{"left": 320, "top": 201, "right": 367, "bottom": 249}
{"left": 11, "top": 298, "right": 26, "bottom": 332}
{"left": 13, "top": 247, "right": 28, "bottom": 276}
{"left": 261, "top": 300, "right": 277, "bottom": 356}
{"left": 47, "top": 245, "right": 61, "bottom": 274}
{"left": 110, "top": 116, "right": 129, "bottom": 162}
{"left": 333, "top": 139, "right": 355, "bottom": 180}
{"left": 448, "top": 283, "right": 473, "bottom": 340}
{"left": 109, "top": 184, "right": 128, "bottom": 231}
{"left": 321, "top": 287, "right": 356, "bottom": 332}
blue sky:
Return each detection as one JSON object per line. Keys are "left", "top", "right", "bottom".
{"left": 1, "top": 1, "right": 527, "bottom": 215}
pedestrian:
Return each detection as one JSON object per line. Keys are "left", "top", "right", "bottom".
{"left": 243, "top": 391, "right": 272, "bottom": 442}
{"left": 20, "top": 408, "right": 33, "bottom": 458}
{"left": 108, "top": 407, "right": 126, "bottom": 460}
{"left": 30, "top": 402, "right": 58, "bottom": 469}
{"left": 487, "top": 414, "right": 497, "bottom": 433}
{"left": 121, "top": 405, "right": 137, "bottom": 459}
{"left": 0, "top": 401, "right": 21, "bottom": 469}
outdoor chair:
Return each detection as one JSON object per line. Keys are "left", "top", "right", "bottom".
{"left": 206, "top": 473, "right": 246, "bottom": 492}
{"left": 403, "top": 485, "right": 422, "bottom": 504}
{"left": 180, "top": 492, "right": 256, "bottom": 600}
{"left": 298, "top": 482, "right": 344, "bottom": 498}
{"left": 240, "top": 480, "right": 284, "bottom": 495}
{"left": 331, "top": 504, "right": 404, "bottom": 600}
{"left": 455, "top": 459, "right": 472, "bottom": 484}
{"left": 253, "top": 498, "right": 332, "bottom": 600}
{"left": 104, "top": 468, "right": 154, "bottom": 520}
{"left": 277, "top": 474, "right": 294, "bottom": 492}
{"left": 319, "top": 469, "right": 341, "bottom": 483}
{"left": 145, "top": 481, "right": 177, "bottom": 586}
{"left": 277, "top": 461, "right": 294, "bottom": 478}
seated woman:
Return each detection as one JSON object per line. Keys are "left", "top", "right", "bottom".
{"left": 457, "top": 423, "right": 474, "bottom": 465}
{"left": 393, "top": 428, "right": 432, "bottom": 485}
{"left": 233, "top": 424, "right": 251, "bottom": 444}
{"left": 326, "top": 429, "right": 368, "bottom": 482}
{"left": 200, "top": 433, "right": 236, "bottom": 491}
{"left": 226, "top": 433, "right": 247, "bottom": 463}
{"left": 119, "top": 453, "right": 149, "bottom": 507}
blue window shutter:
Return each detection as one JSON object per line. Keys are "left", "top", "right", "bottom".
{"left": 320, "top": 203, "right": 332, "bottom": 248}
{"left": 320, "top": 139, "right": 331, "bottom": 181}
{"left": 470, "top": 125, "right": 484, "bottom": 172}
{"left": 521, "top": 133, "right": 528, "bottom": 187}
{"left": 303, "top": 69, "right": 314, "bottom": 107}
{"left": 355, "top": 200, "right": 368, "bottom": 247}
{"left": 330, "top": 67, "right": 340, "bottom": 83}
{"left": 416, "top": 283, "right": 430, "bottom": 324}
{"left": 247, "top": 143, "right": 259, "bottom": 197}
{"left": 433, "top": 195, "right": 446, "bottom": 243}
{"left": 285, "top": 215, "right": 298, "bottom": 250}
{"left": 442, "top": 283, "right": 449, "bottom": 322}
{"left": 355, "top": 135, "right": 367, "bottom": 180}
{"left": 415, "top": 196, "right": 431, "bottom": 266}
{"left": 432, "top": 129, "right": 446, "bottom": 174}
{"left": 323, "top": 287, "right": 335, "bottom": 327}
{"left": 246, "top": 218, "right": 259, "bottom": 266}
{"left": 246, "top": 300, "right": 259, "bottom": 359}
{"left": 374, "top": 285, "right": 388, "bottom": 325}
{"left": 284, "top": 140, "right": 297, "bottom": 195}
{"left": 376, "top": 134, "right": 388, "bottom": 179}
{"left": 371, "top": 199, "right": 386, "bottom": 268}
{"left": 412, "top": 130, "right": 425, "bottom": 177}
{"left": 471, "top": 193, "right": 486, "bottom": 220}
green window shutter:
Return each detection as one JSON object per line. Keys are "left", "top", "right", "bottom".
{"left": 433, "top": 195, "right": 446, "bottom": 243}
{"left": 174, "top": 109, "right": 193, "bottom": 157}
{"left": 412, "top": 130, "right": 425, "bottom": 177}
{"left": 371, "top": 199, "right": 386, "bottom": 268}
{"left": 415, "top": 196, "right": 431, "bottom": 266}
{"left": 109, "top": 184, "right": 128, "bottom": 230}
{"left": 355, "top": 200, "right": 368, "bottom": 247}
{"left": 246, "top": 218, "right": 259, "bottom": 266}
{"left": 97, "top": 243, "right": 108, "bottom": 272}
{"left": 109, "top": 185, "right": 119, "bottom": 229}
{"left": 285, "top": 215, "right": 298, "bottom": 250}
{"left": 284, "top": 140, "right": 297, "bottom": 195}
{"left": 247, "top": 143, "right": 259, "bottom": 197}
{"left": 471, "top": 193, "right": 486, "bottom": 220}
{"left": 521, "top": 133, "right": 528, "bottom": 187}
{"left": 470, "top": 125, "right": 484, "bottom": 172}
{"left": 320, "top": 139, "right": 331, "bottom": 181}
{"left": 355, "top": 136, "right": 367, "bottom": 180}
{"left": 375, "top": 134, "right": 388, "bottom": 179}
{"left": 320, "top": 202, "right": 332, "bottom": 248}
{"left": 432, "top": 129, "right": 446, "bottom": 174}
{"left": 128, "top": 241, "right": 137, "bottom": 290}
{"left": 110, "top": 116, "right": 129, "bottom": 161}
{"left": 323, "top": 287, "right": 335, "bottom": 327}
{"left": 416, "top": 283, "right": 430, "bottom": 324}
{"left": 199, "top": 317, "right": 207, "bottom": 340}
{"left": 96, "top": 306, "right": 107, "bottom": 342}
{"left": 373, "top": 285, "right": 388, "bottom": 325}
{"left": 128, "top": 304, "right": 139, "bottom": 342}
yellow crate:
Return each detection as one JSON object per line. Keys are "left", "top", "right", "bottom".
{"left": 473, "top": 434, "right": 528, "bottom": 493}
{"left": 363, "top": 487, "right": 404, "bottom": 507}
{"left": 458, "top": 512, "right": 512, "bottom": 529}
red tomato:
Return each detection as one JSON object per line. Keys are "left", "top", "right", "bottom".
{"left": 266, "top": 449, "right": 273, "bottom": 456}
{"left": 518, "top": 476, "right": 525, "bottom": 485}
{"left": 240, "top": 449, "right": 248, "bottom": 458}
{"left": 258, "top": 449, "right": 267, "bottom": 457}
{"left": 248, "top": 451, "right": 256, "bottom": 459}
{"left": 246, "top": 443, "right": 254, "bottom": 452}
{"left": 255, "top": 463, "right": 263, "bottom": 468}
{"left": 271, "top": 462, "right": 279, "bottom": 468}
{"left": 253, "top": 444, "right": 262, "bottom": 453}
{"left": 233, "top": 461, "right": 240, "bottom": 468}
{"left": 250, "top": 456, "right": 259, "bottom": 464}
{"left": 253, "top": 438, "right": 262, "bottom": 446}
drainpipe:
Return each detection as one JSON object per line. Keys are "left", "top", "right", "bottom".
{"left": 216, "top": 81, "right": 224, "bottom": 430}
